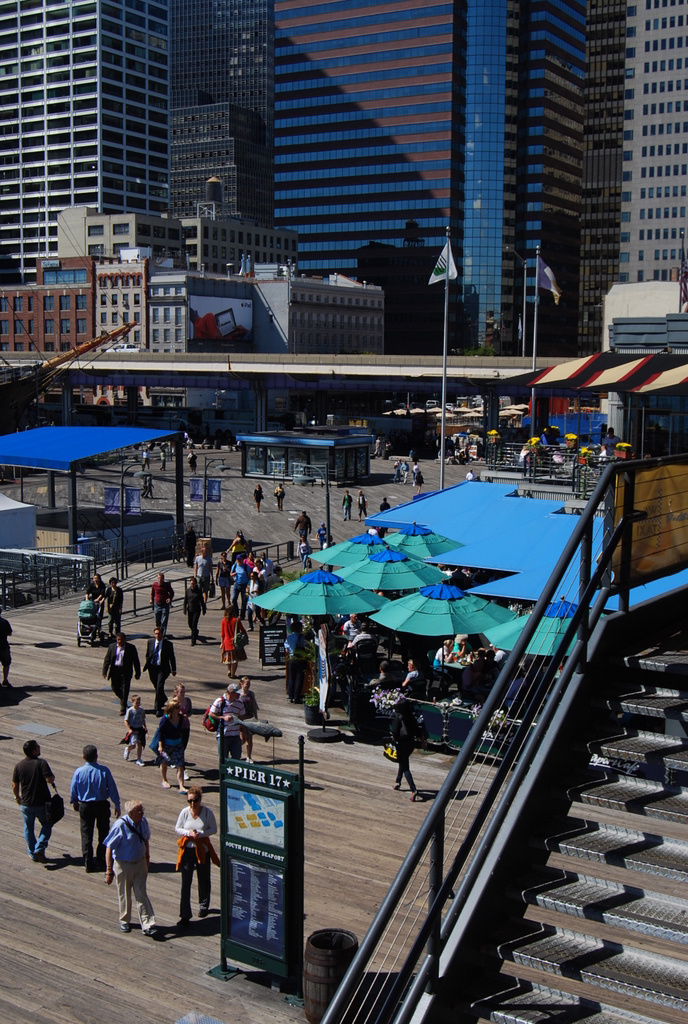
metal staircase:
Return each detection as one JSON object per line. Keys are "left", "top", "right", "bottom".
{"left": 320, "top": 455, "right": 688, "bottom": 1024}
{"left": 462, "top": 625, "right": 688, "bottom": 1024}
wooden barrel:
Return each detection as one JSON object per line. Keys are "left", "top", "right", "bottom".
{"left": 303, "top": 928, "right": 358, "bottom": 1024}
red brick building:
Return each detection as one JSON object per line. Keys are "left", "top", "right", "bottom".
{"left": 0, "top": 256, "right": 95, "bottom": 354}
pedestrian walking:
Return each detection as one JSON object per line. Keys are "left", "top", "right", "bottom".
{"left": 209, "top": 683, "right": 245, "bottom": 761}
{"left": 253, "top": 483, "right": 264, "bottom": 512}
{"left": 0, "top": 606, "right": 13, "bottom": 687}
{"left": 104, "top": 800, "right": 160, "bottom": 937}
{"left": 160, "top": 446, "right": 167, "bottom": 471}
{"left": 143, "top": 626, "right": 177, "bottom": 717}
{"left": 187, "top": 449, "right": 197, "bottom": 472}
{"left": 102, "top": 632, "right": 141, "bottom": 716}
{"left": 156, "top": 699, "right": 187, "bottom": 793}
{"left": 239, "top": 676, "right": 259, "bottom": 763}
{"left": 316, "top": 522, "right": 327, "bottom": 549}
{"left": 392, "top": 460, "right": 401, "bottom": 483}
{"left": 184, "top": 524, "right": 197, "bottom": 567}
{"left": 150, "top": 572, "right": 174, "bottom": 635}
{"left": 215, "top": 551, "right": 232, "bottom": 609}
{"left": 400, "top": 459, "right": 409, "bottom": 484}
{"left": 183, "top": 577, "right": 205, "bottom": 645}
{"left": 274, "top": 482, "right": 285, "bottom": 511}
{"left": 12, "top": 739, "right": 56, "bottom": 863}
{"left": 175, "top": 787, "right": 219, "bottom": 927}
{"left": 104, "top": 577, "right": 123, "bottom": 638}
{"left": 194, "top": 541, "right": 213, "bottom": 608}
{"left": 357, "top": 489, "right": 368, "bottom": 522}
{"left": 221, "top": 605, "right": 248, "bottom": 678}
{"left": 230, "top": 553, "right": 250, "bottom": 617}
{"left": 140, "top": 472, "right": 154, "bottom": 498}
{"left": 342, "top": 490, "right": 353, "bottom": 520}
{"left": 70, "top": 744, "right": 121, "bottom": 872}
{"left": 294, "top": 510, "right": 312, "bottom": 541}
{"left": 415, "top": 467, "right": 424, "bottom": 494}
{"left": 390, "top": 698, "right": 424, "bottom": 802}
{"left": 123, "top": 694, "right": 147, "bottom": 766}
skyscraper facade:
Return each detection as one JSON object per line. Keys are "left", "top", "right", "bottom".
{"left": 578, "top": 1, "right": 627, "bottom": 355}
{"left": 619, "top": 4, "right": 688, "bottom": 293}
{"left": 169, "top": 0, "right": 274, "bottom": 224}
{"left": 0, "top": 0, "right": 169, "bottom": 285}
{"left": 274, "top": 0, "right": 586, "bottom": 356}
{"left": 274, "top": 0, "right": 466, "bottom": 355}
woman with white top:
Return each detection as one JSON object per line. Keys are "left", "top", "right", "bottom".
{"left": 174, "top": 786, "right": 217, "bottom": 926}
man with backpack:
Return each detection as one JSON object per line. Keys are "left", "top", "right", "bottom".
{"left": 208, "top": 684, "right": 245, "bottom": 761}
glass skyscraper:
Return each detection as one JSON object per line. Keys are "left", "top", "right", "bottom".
{"left": 169, "top": 0, "right": 274, "bottom": 224}
{"left": 0, "top": 0, "right": 169, "bottom": 285}
{"left": 275, "top": 0, "right": 586, "bottom": 356}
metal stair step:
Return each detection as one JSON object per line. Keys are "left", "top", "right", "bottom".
{"left": 592, "top": 692, "right": 688, "bottom": 722}
{"left": 568, "top": 775, "right": 688, "bottom": 826}
{"left": 621, "top": 641, "right": 688, "bottom": 676}
{"left": 537, "top": 821, "right": 688, "bottom": 883}
{"left": 495, "top": 928, "right": 688, "bottom": 1012}
{"left": 586, "top": 732, "right": 688, "bottom": 770}
{"left": 516, "top": 870, "right": 688, "bottom": 945}
{"left": 471, "top": 978, "right": 671, "bottom": 1024}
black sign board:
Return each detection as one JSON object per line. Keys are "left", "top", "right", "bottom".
{"left": 260, "top": 622, "right": 287, "bottom": 666}
{"left": 219, "top": 758, "right": 304, "bottom": 978}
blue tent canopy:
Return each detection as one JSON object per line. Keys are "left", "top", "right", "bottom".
{"left": 0, "top": 426, "right": 178, "bottom": 472}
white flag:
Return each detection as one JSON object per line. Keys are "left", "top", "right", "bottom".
{"left": 537, "top": 255, "right": 561, "bottom": 304}
{"left": 428, "top": 241, "right": 458, "bottom": 285}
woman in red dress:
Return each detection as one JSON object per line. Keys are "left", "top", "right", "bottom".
{"left": 220, "top": 605, "right": 248, "bottom": 679}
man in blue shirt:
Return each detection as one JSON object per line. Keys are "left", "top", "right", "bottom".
{"left": 230, "top": 554, "right": 250, "bottom": 617}
{"left": 104, "top": 799, "right": 159, "bottom": 937}
{"left": 70, "top": 744, "right": 120, "bottom": 873}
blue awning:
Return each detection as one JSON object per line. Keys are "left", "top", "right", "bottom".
{"left": 0, "top": 426, "right": 178, "bottom": 472}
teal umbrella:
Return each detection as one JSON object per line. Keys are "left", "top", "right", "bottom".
{"left": 484, "top": 601, "right": 578, "bottom": 658}
{"left": 251, "top": 569, "right": 389, "bottom": 617}
{"left": 385, "top": 522, "right": 463, "bottom": 559}
{"left": 336, "top": 548, "right": 446, "bottom": 592}
{"left": 310, "top": 532, "right": 388, "bottom": 567}
{"left": 370, "top": 583, "right": 515, "bottom": 637}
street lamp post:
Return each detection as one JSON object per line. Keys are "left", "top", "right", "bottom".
{"left": 119, "top": 457, "right": 146, "bottom": 577}
{"left": 505, "top": 246, "right": 528, "bottom": 358}
{"left": 200, "top": 457, "right": 231, "bottom": 536}
{"left": 292, "top": 463, "right": 331, "bottom": 548}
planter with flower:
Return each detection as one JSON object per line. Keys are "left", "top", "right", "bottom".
{"left": 303, "top": 684, "right": 322, "bottom": 725}
{"left": 615, "top": 442, "right": 632, "bottom": 460}
{"left": 487, "top": 429, "right": 500, "bottom": 442}
{"left": 564, "top": 433, "right": 578, "bottom": 451}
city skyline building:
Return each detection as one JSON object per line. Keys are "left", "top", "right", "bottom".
{"left": 274, "top": 0, "right": 586, "bottom": 357}
{"left": 169, "top": 0, "right": 274, "bottom": 225}
{"left": 0, "top": 0, "right": 170, "bottom": 286}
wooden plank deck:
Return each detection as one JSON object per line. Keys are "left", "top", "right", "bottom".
{"left": 0, "top": 589, "right": 472, "bottom": 1024}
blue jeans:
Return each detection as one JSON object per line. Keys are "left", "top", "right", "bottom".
{"left": 218, "top": 732, "right": 243, "bottom": 762}
{"left": 232, "top": 583, "right": 247, "bottom": 617}
{"left": 21, "top": 803, "right": 52, "bottom": 856}
{"left": 154, "top": 603, "right": 170, "bottom": 634}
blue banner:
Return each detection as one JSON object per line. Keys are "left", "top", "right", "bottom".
{"left": 189, "top": 477, "right": 203, "bottom": 502}
{"left": 206, "top": 478, "right": 222, "bottom": 503}
{"left": 104, "top": 487, "right": 141, "bottom": 515}
{"left": 104, "top": 487, "right": 119, "bottom": 515}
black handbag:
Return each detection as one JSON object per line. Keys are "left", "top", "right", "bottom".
{"left": 46, "top": 792, "right": 65, "bottom": 824}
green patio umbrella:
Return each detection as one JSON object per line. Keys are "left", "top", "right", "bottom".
{"left": 370, "top": 583, "right": 515, "bottom": 637}
{"left": 310, "top": 532, "right": 388, "bottom": 567}
{"left": 484, "top": 600, "right": 578, "bottom": 658}
{"left": 385, "top": 522, "right": 463, "bottom": 559}
{"left": 336, "top": 548, "right": 446, "bottom": 592}
{"left": 251, "top": 569, "right": 389, "bottom": 617}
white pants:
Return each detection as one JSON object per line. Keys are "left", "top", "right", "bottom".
{"left": 114, "top": 856, "right": 155, "bottom": 929}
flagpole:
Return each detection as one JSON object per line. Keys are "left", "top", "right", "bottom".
{"left": 531, "top": 245, "right": 540, "bottom": 435}
{"left": 439, "top": 226, "right": 450, "bottom": 490}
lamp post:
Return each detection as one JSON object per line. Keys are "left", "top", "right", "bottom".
{"left": 505, "top": 246, "right": 528, "bottom": 359}
{"left": 200, "top": 456, "right": 231, "bottom": 536}
{"left": 119, "top": 457, "right": 146, "bottom": 576}
{"left": 292, "top": 462, "right": 331, "bottom": 548}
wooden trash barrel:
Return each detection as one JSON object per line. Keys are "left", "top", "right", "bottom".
{"left": 303, "top": 928, "right": 359, "bottom": 1024}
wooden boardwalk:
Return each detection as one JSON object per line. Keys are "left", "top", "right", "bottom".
{"left": 0, "top": 586, "right": 463, "bottom": 1024}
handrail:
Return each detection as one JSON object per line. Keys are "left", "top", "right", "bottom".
{"left": 321, "top": 454, "right": 688, "bottom": 1024}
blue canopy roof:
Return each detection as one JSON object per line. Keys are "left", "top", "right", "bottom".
{"left": 0, "top": 426, "right": 178, "bottom": 472}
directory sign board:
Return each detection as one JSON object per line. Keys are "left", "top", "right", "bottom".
{"left": 220, "top": 758, "right": 303, "bottom": 977}
{"left": 260, "top": 622, "right": 287, "bottom": 666}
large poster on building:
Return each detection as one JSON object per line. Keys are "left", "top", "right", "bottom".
{"left": 188, "top": 294, "right": 252, "bottom": 343}
{"left": 612, "top": 463, "right": 688, "bottom": 586}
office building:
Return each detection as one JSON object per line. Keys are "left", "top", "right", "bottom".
{"left": 274, "top": 1, "right": 586, "bottom": 357}
{"left": 169, "top": 0, "right": 274, "bottom": 225}
{"left": 0, "top": 0, "right": 169, "bottom": 286}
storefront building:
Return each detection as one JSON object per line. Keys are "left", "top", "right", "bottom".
{"left": 236, "top": 428, "right": 373, "bottom": 483}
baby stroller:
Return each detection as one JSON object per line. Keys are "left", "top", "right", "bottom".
{"left": 77, "top": 599, "right": 100, "bottom": 647}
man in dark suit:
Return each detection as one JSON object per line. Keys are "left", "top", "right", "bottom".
{"left": 143, "top": 626, "right": 177, "bottom": 716}
{"left": 102, "top": 632, "right": 141, "bottom": 716}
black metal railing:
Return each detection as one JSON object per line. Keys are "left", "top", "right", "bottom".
{"left": 321, "top": 453, "right": 688, "bottom": 1024}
